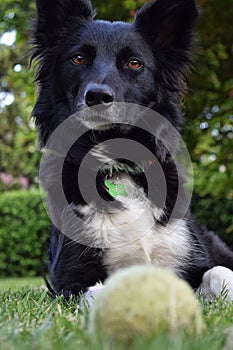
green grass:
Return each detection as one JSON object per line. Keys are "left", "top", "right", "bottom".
{"left": 1, "top": 278, "right": 233, "bottom": 350}
{"left": 0, "top": 277, "right": 44, "bottom": 290}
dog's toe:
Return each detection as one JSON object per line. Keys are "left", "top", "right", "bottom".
{"left": 82, "top": 283, "right": 105, "bottom": 308}
{"left": 197, "top": 266, "right": 233, "bottom": 302}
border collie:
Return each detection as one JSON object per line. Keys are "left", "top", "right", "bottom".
{"left": 32, "top": 0, "right": 233, "bottom": 302}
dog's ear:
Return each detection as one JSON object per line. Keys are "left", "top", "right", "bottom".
{"left": 134, "top": 0, "right": 198, "bottom": 53}
{"left": 34, "top": 0, "right": 94, "bottom": 48}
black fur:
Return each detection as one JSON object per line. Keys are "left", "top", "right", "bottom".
{"left": 32, "top": 0, "right": 233, "bottom": 298}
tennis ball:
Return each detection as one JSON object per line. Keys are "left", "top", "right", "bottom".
{"left": 89, "top": 265, "right": 204, "bottom": 346}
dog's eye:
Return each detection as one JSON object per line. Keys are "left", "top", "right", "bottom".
{"left": 127, "top": 59, "right": 142, "bottom": 70}
{"left": 71, "top": 54, "right": 85, "bottom": 65}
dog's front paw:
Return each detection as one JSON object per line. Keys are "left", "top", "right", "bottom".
{"left": 82, "top": 283, "right": 105, "bottom": 308}
{"left": 197, "top": 266, "right": 233, "bottom": 302}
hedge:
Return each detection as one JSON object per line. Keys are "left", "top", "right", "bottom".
{"left": 191, "top": 194, "right": 233, "bottom": 249}
{"left": 0, "top": 190, "right": 49, "bottom": 277}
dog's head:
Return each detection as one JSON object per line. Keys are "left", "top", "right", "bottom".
{"left": 32, "top": 0, "right": 198, "bottom": 145}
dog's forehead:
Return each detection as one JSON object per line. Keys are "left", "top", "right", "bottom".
{"left": 77, "top": 20, "right": 142, "bottom": 50}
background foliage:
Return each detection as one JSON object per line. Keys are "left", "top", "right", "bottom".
{"left": 0, "top": 190, "right": 49, "bottom": 277}
{"left": 0, "top": 0, "right": 232, "bottom": 275}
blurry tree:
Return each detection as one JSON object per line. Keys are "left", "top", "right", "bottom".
{"left": 0, "top": 0, "right": 38, "bottom": 190}
{"left": 185, "top": 0, "right": 233, "bottom": 201}
{"left": 0, "top": 0, "right": 232, "bottom": 234}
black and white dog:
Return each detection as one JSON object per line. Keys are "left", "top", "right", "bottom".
{"left": 32, "top": 0, "right": 233, "bottom": 302}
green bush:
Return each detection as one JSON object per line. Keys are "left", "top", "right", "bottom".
{"left": 191, "top": 193, "right": 233, "bottom": 249}
{"left": 0, "top": 190, "right": 49, "bottom": 277}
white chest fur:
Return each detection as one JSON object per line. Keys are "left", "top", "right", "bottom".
{"left": 76, "top": 175, "right": 192, "bottom": 277}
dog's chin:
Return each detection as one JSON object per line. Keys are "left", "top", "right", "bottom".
{"left": 81, "top": 119, "right": 113, "bottom": 131}
{"left": 81, "top": 119, "right": 133, "bottom": 133}
{"left": 76, "top": 103, "right": 134, "bottom": 133}
{"left": 78, "top": 108, "right": 114, "bottom": 131}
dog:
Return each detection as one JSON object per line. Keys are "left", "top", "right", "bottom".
{"left": 32, "top": 0, "right": 233, "bottom": 302}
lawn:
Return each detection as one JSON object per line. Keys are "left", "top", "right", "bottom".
{"left": 1, "top": 278, "right": 233, "bottom": 350}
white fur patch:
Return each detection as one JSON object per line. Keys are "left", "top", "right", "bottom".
{"left": 197, "top": 266, "right": 233, "bottom": 302}
{"left": 83, "top": 283, "right": 105, "bottom": 308}
{"left": 90, "top": 144, "right": 113, "bottom": 166}
{"left": 72, "top": 175, "right": 192, "bottom": 278}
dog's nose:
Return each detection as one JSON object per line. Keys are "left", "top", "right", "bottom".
{"left": 85, "top": 84, "right": 115, "bottom": 107}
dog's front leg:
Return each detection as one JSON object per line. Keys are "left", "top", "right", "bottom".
{"left": 83, "top": 266, "right": 233, "bottom": 308}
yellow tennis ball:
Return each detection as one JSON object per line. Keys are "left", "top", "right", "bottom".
{"left": 89, "top": 265, "right": 204, "bottom": 346}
